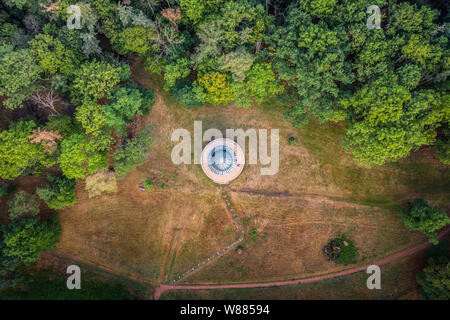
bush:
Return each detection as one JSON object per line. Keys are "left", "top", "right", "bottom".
{"left": 324, "top": 236, "right": 359, "bottom": 264}
{"left": 144, "top": 179, "right": 153, "bottom": 190}
{"left": 36, "top": 174, "right": 76, "bottom": 210}
{"left": 7, "top": 191, "right": 40, "bottom": 220}
{"left": 288, "top": 137, "right": 297, "bottom": 146}
{"left": 85, "top": 169, "right": 117, "bottom": 198}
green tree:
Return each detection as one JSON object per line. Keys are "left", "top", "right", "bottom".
{"left": 29, "top": 33, "right": 77, "bottom": 75}
{"left": 58, "top": 134, "right": 109, "bottom": 179}
{"left": 417, "top": 255, "right": 450, "bottom": 300}
{"left": 111, "top": 26, "right": 153, "bottom": 56}
{"left": 1, "top": 215, "right": 61, "bottom": 265}
{"left": 343, "top": 74, "right": 446, "bottom": 166}
{"left": 170, "top": 79, "right": 205, "bottom": 108}
{"left": 398, "top": 199, "right": 450, "bottom": 244}
{"left": 36, "top": 174, "right": 76, "bottom": 210}
{"left": 197, "top": 71, "right": 234, "bottom": 106}
{"left": 246, "top": 63, "right": 284, "bottom": 103}
{"left": 7, "top": 191, "right": 40, "bottom": 220}
{"left": 75, "top": 100, "right": 106, "bottom": 136}
{"left": 0, "top": 46, "right": 41, "bottom": 109}
{"left": 299, "top": 0, "right": 338, "bottom": 18}
{"left": 270, "top": 7, "right": 353, "bottom": 125}
{"left": 219, "top": 47, "right": 255, "bottom": 81}
{"left": 114, "top": 129, "right": 153, "bottom": 179}
{"left": 163, "top": 58, "right": 191, "bottom": 91}
{"left": 104, "top": 83, "right": 155, "bottom": 132}
{"left": 71, "top": 61, "right": 120, "bottom": 103}
{"left": 0, "top": 120, "right": 54, "bottom": 180}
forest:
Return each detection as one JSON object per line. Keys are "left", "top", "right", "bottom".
{"left": 0, "top": 0, "right": 448, "bottom": 299}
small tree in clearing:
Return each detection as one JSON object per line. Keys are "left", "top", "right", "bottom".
{"left": 85, "top": 168, "right": 117, "bottom": 198}
{"left": 398, "top": 199, "right": 450, "bottom": 244}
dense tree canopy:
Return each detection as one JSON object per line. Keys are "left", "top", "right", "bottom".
{"left": 0, "top": 215, "right": 61, "bottom": 265}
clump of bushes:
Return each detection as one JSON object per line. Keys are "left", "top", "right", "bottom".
{"left": 288, "top": 136, "right": 297, "bottom": 145}
{"left": 324, "top": 236, "right": 359, "bottom": 264}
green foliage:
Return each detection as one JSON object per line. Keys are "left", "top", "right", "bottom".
{"left": 111, "top": 26, "right": 153, "bottom": 56}
{"left": 0, "top": 120, "right": 54, "bottom": 180}
{"left": 71, "top": 61, "right": 120, "bottom": 103}
{"left": 288, "top": 137, "right": 297, "bottom": 146}
{"left": 246, "top": 63, "right": 284, "bottom": 103}
{"left": 7, "top": 191, "right": 40, "bottom": 220}
{"left": 75, "top": 100, "right": 106, "bottom": 136}
{"left": 417, "top": 243, "right": 449, "bottom": 300}
{"left": 0, "top": 272, "right": 135, "bottom": 299}
{"left": 0, "top": 186, "right": 7, "bottom": 198}
{"left": 398, "top": 199, "right": 449, "bottom": 244}
{"left": 343, "top": 74, "right": 446, "bottom": 166}
{"left": 219, "top": 47, "right": 255, "bottom": 81}
{"left": 113, "top": 129, "right": 153, "bottom": 179}
{"left": 29, "top": 33, "right": 77, "bottom": 75}
{"left": 163, "top": 58, "right": 191, "bottom": 91}
{"left": 36, "top": 175, "right": 76, "bottom": 210}
{"left": 104, "top": 83, "right": 155, "bottom": 132}
{"left": 270, "top": 7, "right": 353, "bottom": 125}
{"left": 1, "top": 215, "right": 61, "bottom": 265}
{"left": 220, "top": 1, "right": 267, "bottom": 46}
{"left": 299, "top": 0, "right": 338, "bottom": 18}
{"left": 45, "top": 115, "right": 79, "bottom": 138}
{"left": 144, "top": 179, "right": 153, "bottom": 190}
{"left": 58, "top": 134, "right": 109, "bottom": 179}
{"left": 170, "top": 79, "right": 204, "bottom": 108}
{"left": 180, "top": 0, "right": 222, "bottom": 23}
{"left": 197, "top": 72, "right": 234, "bottom": 106}
{"left": 324, "top": 236, "right": 359, "bottom": 264}
{"left": 0, "top": 46, "right": 41, "bottom": 109}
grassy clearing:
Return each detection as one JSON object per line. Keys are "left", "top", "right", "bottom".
{"left": 22, "top": 59, "right": 447, "bottom": 294}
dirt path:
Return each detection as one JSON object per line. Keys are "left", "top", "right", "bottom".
{"left": 154, "top": 227, "right": 450, "bottom": 300}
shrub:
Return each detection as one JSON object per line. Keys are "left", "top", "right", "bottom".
{"left": 7, "top": 191, "right": 40, "bottom": 220}
{"left": 85, "top": 169, "right": 117, "bottom": 198}
{"left": 324, "top": 236, "right": 359, "bottom": 264}
{"left": 288, "top": 137, "right": 297, "bottom": 146}
{"left": 144, "top": 179, "right": 153, "bottom": 190}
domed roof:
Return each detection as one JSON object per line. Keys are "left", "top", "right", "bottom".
{"left": 201, "top": 138, "right": 245, "bottom": 184}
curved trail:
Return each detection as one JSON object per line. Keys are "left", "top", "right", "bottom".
{"left": 154, "top": 227, "right": 449, "bottom": 300}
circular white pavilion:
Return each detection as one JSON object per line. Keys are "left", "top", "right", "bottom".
{"left": 201, "top": 138, "right": 245, "bottom": 184}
